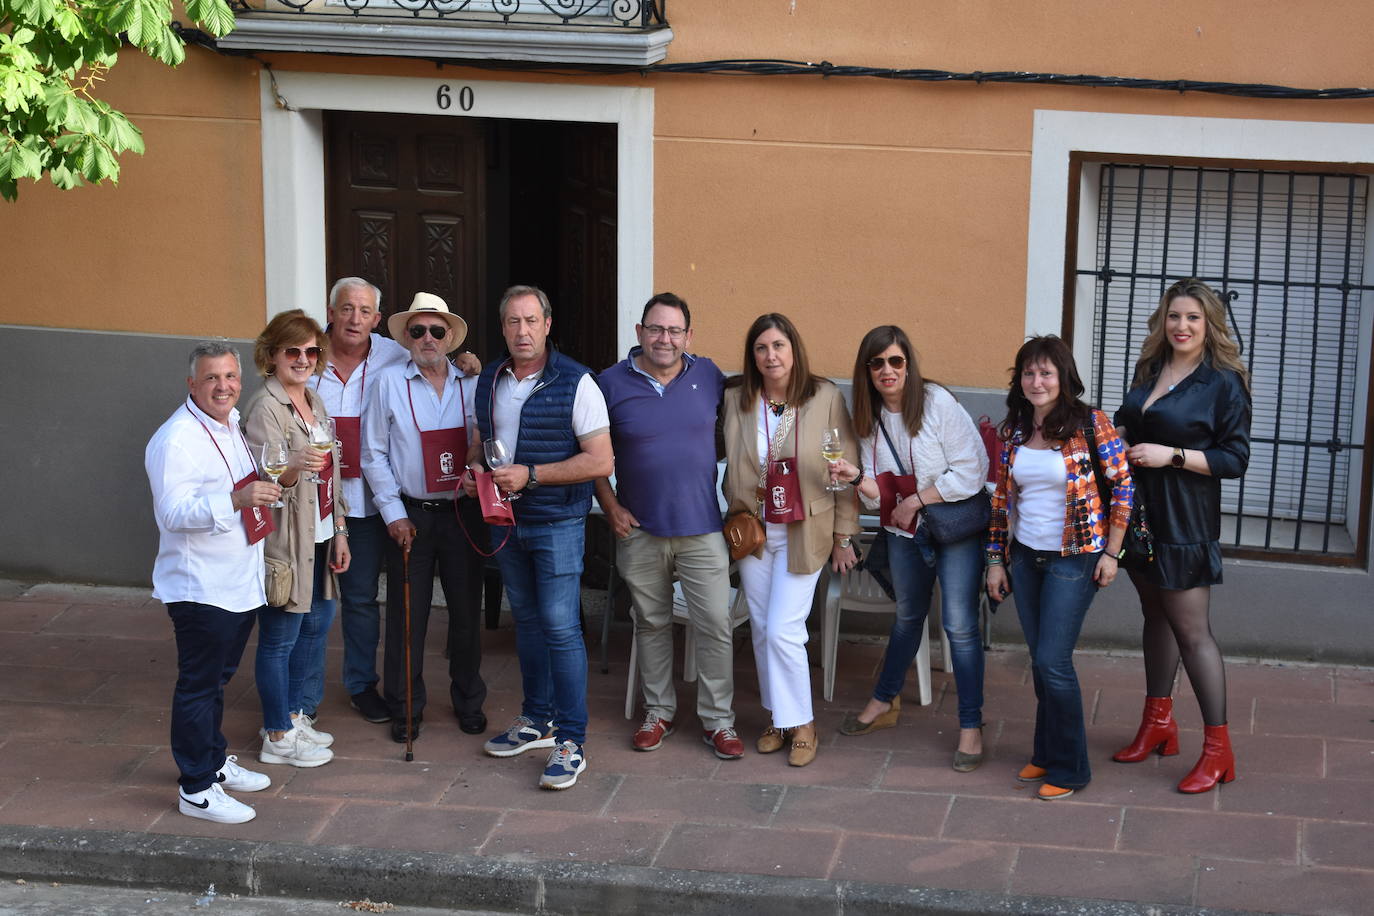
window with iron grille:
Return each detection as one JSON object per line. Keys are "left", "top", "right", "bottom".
{"left": 1081, "top": 163, "right": 1372, "bottom": 562}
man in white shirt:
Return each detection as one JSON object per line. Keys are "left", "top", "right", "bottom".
{"left": 361, "top": 293, "right": 487, "bottom": 744}
{"left": 145, "top": 342, "right": 281, "bottom": 824}
{"left": 465, "top": 285, "right": 613, "bottom": 790}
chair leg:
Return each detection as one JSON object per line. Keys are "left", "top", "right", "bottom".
{"left": 915, "top": 626, "right": 933, "bottom": 706}
{"left": 822, "top": 581, "right": 840, "bottom": 703}
{"left": 624, "top": 633, "right": 639, "bottom": 719}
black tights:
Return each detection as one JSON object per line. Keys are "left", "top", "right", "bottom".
{"left": 1127, "top": 570, "right": 1228, "bottom": 726}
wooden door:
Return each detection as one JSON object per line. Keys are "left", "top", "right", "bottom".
{"left": 556, "top": 123, "right": 618, "bottom": 373}
{"left": 326, "top": 112, "right": 489, "bottom": 357}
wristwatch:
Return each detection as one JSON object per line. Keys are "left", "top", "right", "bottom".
{"left": 525, "top": 464, "right": 541, "bottom": 491}
{"left": 838, "top": 536, "right": 852, "bottom": 549}
{"left": 1171, "top": 447, "right": 1186, "bottom": 469}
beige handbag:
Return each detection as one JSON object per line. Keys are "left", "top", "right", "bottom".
{"left": 264, "top": 556, "right": 293, "bottom": 608}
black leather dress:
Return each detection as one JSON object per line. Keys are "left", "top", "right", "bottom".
{"left": 1114, "top": 358, "right": 1251, "bottom": 589}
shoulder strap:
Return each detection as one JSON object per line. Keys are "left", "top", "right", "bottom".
{"left": 1083, "top": 417, "right": 1112, "bottom": 508}
{"left": 878, "top": 416, "right": 908, "bottom": 477}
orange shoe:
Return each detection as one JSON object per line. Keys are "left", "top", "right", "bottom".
{"left": 1017, "top": 764, "right": 1048, "bottom": 783}
{"left": 1036, "top": 783, "right": 1076, "bottom": 800}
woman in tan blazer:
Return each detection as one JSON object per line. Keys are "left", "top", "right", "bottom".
{"left": 242, "top": 310, "right": 349, "bottom": 769}
{"left": 722, "top": 313, "right": 859, "bottom": 766}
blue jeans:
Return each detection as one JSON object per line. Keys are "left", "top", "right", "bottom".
{"left": 874, "top": 526, "right": 985, "bottom": 728}
{"left": 256, "top": 546, "right": 337, "bottom": 731}
{"left": 337, "top": 513, "right": 386, "bottom": 696}
{"left": 167, "top": 601, "right": 258, "bottom": 793}
{"left": 1010, "top": 541, "right": 1100, "bottom": 790}
{"left": 492, "top": 517, "right": 588, "bottom": 746}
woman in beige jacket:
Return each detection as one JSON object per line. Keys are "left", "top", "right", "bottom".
{"left": 242, "top": 310, "right": 349, "bottom": 768}
{"left": 722, "top": 313, "right": 859, "bottom": 766}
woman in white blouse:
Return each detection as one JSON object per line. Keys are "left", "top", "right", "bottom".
{"left": 830, "top": 326, "right": 990, "bottom": 770}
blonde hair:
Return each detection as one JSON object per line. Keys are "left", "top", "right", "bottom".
{"left": 1132, "top": 279, "right": 1249, "bottom": 391}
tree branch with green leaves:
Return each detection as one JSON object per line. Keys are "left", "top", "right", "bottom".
{"left": 0, "top": 0, "right": 237, "bottom": 201}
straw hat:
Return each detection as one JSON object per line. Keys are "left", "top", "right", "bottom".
{"left": 386, "top": 292, "right": 468, "bottom": 353}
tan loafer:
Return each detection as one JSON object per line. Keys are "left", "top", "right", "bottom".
{"left": 838, "top": 695, "right": 901, "bottom": 737}
{"left": 757, "top": 726, "right": 787, "bottom": 754}
{"left": 787, "top": 722, "right": 818, "bottom": 767}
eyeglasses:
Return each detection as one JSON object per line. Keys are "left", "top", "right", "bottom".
{"left": 282, "top": 346, "right": 322, "bottom": 360}
{"left": 642, "top": 324, "right": 687, "bottom": 340}
{"left": 866, "top": 355, "right": 906, "bottom": 371}
{"left": 408, "top": 324, "right": 449, "bottom": 340}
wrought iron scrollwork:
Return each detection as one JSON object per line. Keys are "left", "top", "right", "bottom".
{"left": 233, "top": 0, "right": 666, "bottom": 27}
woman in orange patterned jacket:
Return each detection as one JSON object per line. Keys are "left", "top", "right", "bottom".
{"left": 985, "top": 336, "right": 1132, "bottom": 800}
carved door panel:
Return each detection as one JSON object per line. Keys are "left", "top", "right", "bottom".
{"left": 326, "top": 112, "right": 488, "bottom": 357}
{"left": 556, "top": 124, "right": 618, "bottom": 373}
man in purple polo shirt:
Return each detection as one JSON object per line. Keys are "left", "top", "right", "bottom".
{"left": 595, "top": 293, "right": 742, "bottom": 760}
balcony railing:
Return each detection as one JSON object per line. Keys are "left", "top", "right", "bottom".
{"left": 219, "top": 0, "right": 670, "bottom": 64}
{"left": 229, "top": 0, "right": 665, "bottom": 28}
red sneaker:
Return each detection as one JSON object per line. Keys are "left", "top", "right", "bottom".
{"left": 703, "top": 727, "right": 744, "bottom": 760}
{"left": 632, "top": 713, "right": 673, "bottom": 751}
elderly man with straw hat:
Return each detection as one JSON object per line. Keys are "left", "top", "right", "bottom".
{"left": 360, "top": 292, "right": 488, "bottom": 745}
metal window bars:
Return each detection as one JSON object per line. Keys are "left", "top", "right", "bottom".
{"left": 229, "top": 0, "right": 666, "bottom": 27}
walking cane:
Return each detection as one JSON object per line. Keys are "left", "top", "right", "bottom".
{"left": 402, "top": 542, "right": 414, "bottom": 763}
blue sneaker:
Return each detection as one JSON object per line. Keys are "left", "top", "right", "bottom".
{"left": 539, "top": 740, "right": 586, "bottom": 790}
{"left": 483, "top": 716, "right": 556, "bottom": 758}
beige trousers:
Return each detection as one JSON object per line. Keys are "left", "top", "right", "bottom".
{"left": 618, "top": 528, "right": 734, "bottom": 729}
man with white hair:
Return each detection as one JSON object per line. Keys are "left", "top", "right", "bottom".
{"left": 145, "top": 341, "right": 281, "bottom": 824}
{"left": 315, "top": 278, "right": 481, "bottom": 725}
{"left": 361, "top": 292, "right": 488, "bottom": 744}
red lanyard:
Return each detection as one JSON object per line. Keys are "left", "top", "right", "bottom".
{"left": 185, "top": 403, "right": 255, "bottom": 479}
{"left": 313, "top": 346, "right": 369, "bottom": 412}
{"left": 407, "top": 372, "right": 467, "bottom": 433}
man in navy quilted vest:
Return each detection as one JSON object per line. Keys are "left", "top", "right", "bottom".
{"left": 467, "top": 285, "right": 613, "bottom": 790}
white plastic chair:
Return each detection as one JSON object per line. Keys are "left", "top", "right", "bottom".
{"left": 821, "top": 531, "right": 951, "bottom": 705}
{"left": 624, "top": 581, "right": 751, "bottom": 719}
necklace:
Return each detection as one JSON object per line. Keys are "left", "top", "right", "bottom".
{"left": 1164, "top": 358, "right": 1201, "bottom": 392}
{"left": 766, "top": 398, "right": 787, "bottom": 416}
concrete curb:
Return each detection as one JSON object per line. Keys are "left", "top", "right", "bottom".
{"left": 0, "top": 825, "right": 1258, "bottom": 915}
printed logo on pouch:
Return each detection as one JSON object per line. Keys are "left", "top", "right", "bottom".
{"left": 440, "top": 451, "right": 455, "bottom": 475}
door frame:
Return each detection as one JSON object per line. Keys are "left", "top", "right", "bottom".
{"left": 259, "top": 70, "right": 653, "bottom": 359}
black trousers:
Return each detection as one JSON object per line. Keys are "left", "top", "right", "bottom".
{"left": 383, "top": 497, "right": 487, "bottom": 720}
{"left": 166, "top": 601, "right": 258, "bottom": 793}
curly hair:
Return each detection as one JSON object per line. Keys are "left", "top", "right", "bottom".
{"left": 1131, "top": 278, "right": 1250, "bottom": 391}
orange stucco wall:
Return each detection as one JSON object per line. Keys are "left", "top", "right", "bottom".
{"left": 5, "top": 1, "right": 1374, "bottom": 384}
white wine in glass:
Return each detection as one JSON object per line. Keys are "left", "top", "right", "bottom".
{"left": 484, "top": 438, "right": 520, "bottom": 501}
{"left": 260, "top": 439, "right": 289, "bottom": 508}
{"left": 821, "top": 427, "right": 847, "bottom": 491}
{"left": 307, "top": 418, "right": 334, "bottom": 483}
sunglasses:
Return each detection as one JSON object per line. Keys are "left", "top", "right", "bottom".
{"left": 408, "top": 324, "right": 449, "bottom": 340}
{"left": 282, "top": 346, "right": 322, "bottom": 360}
{"left": 866, "top": 355, "right": 907, "bottom": 371}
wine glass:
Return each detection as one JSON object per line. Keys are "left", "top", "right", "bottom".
{"left": 484, "top": 438, "right": 520, "bottom": 501}
{"left": 260, "top": 439, "right": 289, "bottom": 509}
{"left": 821, "top": 427, "right": 847, "bottom": 491}
{"left": 307, "top": 418, "right": 335, "bottom": 483}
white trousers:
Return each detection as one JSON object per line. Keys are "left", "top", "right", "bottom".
{"left": 737, "top": 522, "right": 821, "bottom": 730}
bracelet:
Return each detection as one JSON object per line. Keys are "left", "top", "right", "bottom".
{"left": 849, "top": 469, "right": 865, "bottom": 487}
{"left": 914, "top": 490, "right": 926, "bottom": 509}
{"left": 334, "top": 525, "right": 348, "bottom": 536}
{"left": 986, "top": 556, "right": 1004, "bottom": 566}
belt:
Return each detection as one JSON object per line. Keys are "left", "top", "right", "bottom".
{"left": 401, "top": 494, "right": 454, "bottom": 513}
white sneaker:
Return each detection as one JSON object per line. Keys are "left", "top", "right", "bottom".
{"left": 216, "top": 755, "right": 271, "bottom": 792}
{"left": 179, "top": 782, "right": 256, "bottom": 824}
{"left": 259, "top": 727, "right": 334, "bottom": 767}
{"left": 291, "top": 712, "right": 335, "bottom": 748}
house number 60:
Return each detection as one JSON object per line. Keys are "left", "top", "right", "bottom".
{"left": 436, "top": 84, "right": 474, "bottom": 112}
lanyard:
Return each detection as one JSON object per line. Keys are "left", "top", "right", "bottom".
{"left": 407, "top": 372, "right": 467, "bottom": 433}
{"left": 313, "top": 345, "right": 369, "bottom": 413}
{"left": 185, "top": 402, "right": 255, "bottom": 479}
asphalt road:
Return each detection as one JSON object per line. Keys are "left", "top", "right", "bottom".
{"left": 0, "top": 879, "right": 508, "bottom": 915}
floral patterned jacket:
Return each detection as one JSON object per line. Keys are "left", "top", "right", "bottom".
{"left": 986, "top": 408, "right": 1133, "bottom": 559}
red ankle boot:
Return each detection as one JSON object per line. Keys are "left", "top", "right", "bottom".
{"left": 1177, "top": 723, "right": 1236, "bottom": 794}
{"left": 1113, "top": 696, "right": 1180, "bottom": 763}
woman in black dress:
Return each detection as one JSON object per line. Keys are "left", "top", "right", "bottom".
{"left": 1112, "top": 278, "right": 1251, "bottom": 794}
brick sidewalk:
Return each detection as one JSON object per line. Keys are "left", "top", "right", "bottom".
{"left": 0, "top": 582, "right": 1371, "bottom": 914}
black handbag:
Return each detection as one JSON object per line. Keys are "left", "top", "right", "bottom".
{"left": 1085, "top": 423, "right": 1154, "bottom": 566}
{"left": 878, "top": 420, "right": 990, "bottom": 545}
{"left": 857, "top": 528, "right": 895, "bottom": 600}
